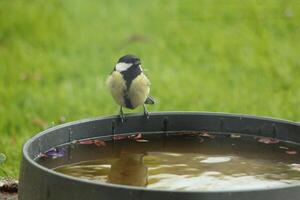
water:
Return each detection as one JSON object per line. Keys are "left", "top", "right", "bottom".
{"left": 37, "top": 132, "right": 300, "bottom": 191}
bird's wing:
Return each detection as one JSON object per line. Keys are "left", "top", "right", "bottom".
{"left": 144, "top": 95, "right": 155, "bottom": 105}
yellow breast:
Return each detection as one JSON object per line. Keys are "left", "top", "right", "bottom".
{"left": 106, "top": 71, "right": 127, "bottom": 107}
{"left": 106, "top": 71, "right": 150, "bottom": 109}
{"left": 128, "top": 73, "right": 150, "bottom": 109}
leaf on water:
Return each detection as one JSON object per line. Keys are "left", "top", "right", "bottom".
{"left": 257, "top": 137, "right": 280, "bottom": 144}
{"left": 133, "top": 133, "right": 142, "bottom": 140}
{"left": 135, "top": 139, "right": 149, "bottom": 143}
{"left": 0, "top": 153, "right": 6, "bottom": 164}
{"left": 176, "top": 131, "right": 215, "bottom": 139}
{"left": 37, "top": 153, "right": 47, "bottom": 159}
{"left": 286, "top": 150, "right": 297, "bottom": 155}
{"left": 78, "top": 140, "right": 94, "bottom": 145}
{"left": 71, "top": 140, "right": 78, "bottom": 144}
{"left": 94, "top": 140, "right": 106, "bottom": 147}
{"left": 113, "top": 135, "right": 128, "bottom": 141}
{"left": 77, "top": 139, "right": 106, "bottom": 147}
{"left": 128, "top": 133, "right": 143, "bottom": 140}
{"left": 198, "top": 132, "right": 215, "bottom": 139}
{"left": 44, "top": 148, "right": 65, "bottom": 158}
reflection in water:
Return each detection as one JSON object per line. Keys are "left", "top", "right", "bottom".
{"left": 108, "top": 153, "right": 148, "bottom": 186}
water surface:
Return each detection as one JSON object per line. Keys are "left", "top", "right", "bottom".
{"left": 37, "top": 132, "right": 300, "bottom": 191}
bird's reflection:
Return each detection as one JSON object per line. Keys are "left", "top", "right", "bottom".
{"left": 108, "top": 152, "right": 148, "bottom": 186}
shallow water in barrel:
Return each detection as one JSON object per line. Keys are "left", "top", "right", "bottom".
{"left": 37, "top": 132, "right": 300, "bottom": 191}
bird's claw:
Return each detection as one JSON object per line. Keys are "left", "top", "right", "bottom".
{"left": 143, "top": 105, "right": 150, "bottom": 119}
{"left": 119, "top": 106, "right": 125, "bottom": 123}
{"left": 144, "top": 111, "right": 149, "bottom": 119}
{"left": 119, "top": 114, "right": 125, "bottom": 123}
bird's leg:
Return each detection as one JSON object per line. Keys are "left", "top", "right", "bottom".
{"left": 119, "top": 106, "right": 125, "bottom": 123}
{"left": 143, "top": 104, "right": 149, "bottom": 119}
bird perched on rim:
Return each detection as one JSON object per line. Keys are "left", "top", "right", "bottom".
{"left": 106, "top": 55, "right": 155, "bottom": 122}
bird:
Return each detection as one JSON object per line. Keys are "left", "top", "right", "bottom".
{"left": 106, "top": 55, "right": 155, "bottom": 122}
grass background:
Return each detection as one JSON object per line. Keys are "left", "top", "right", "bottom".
{"left": 1, "top": 0, "right": 300, "bottom": 177}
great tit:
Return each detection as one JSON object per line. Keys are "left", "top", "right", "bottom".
{"left": 106, "top": 55, "right": 155, "bottom": 122}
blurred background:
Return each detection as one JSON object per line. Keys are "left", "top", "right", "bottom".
{"left": 0, "top": 0, "right": 300, "bottom": 177}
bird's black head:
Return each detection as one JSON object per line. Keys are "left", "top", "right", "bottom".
{"left": 118, "top": 55, "right": 141, "bottom": 65}
{"left": 115, "top": 54, "right": 142, "bottom": 72}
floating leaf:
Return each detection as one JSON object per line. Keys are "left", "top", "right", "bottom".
{"left": 37, "top": 153, "right": 47, "bottom": 159}
{"left": 198, "top": 132, "right": 215, "bottom": 139}
{"left": 0, "top": 153, "right": 6, "bottom": 164}
{"left": 77, "top": 139, "right": 106, "bottom": 147}
{"left": 43, "top": 148, "right": 65, "bottom": 158}
{"left": 257, "top": 137, "right": 280, "bottom": 144}
{"left": 128, "top": 133, "right": 139, "bottom": 139}
{"left": 128, "top": 133, "right": 143, "bottom": 140}
{"left": 286, "top": 150, "right": 297, "bottom": 155}
{"left": 71, "top": 140, "right": 78, "bottom": 144}
{"left": 134, "top": 133, "right": 142, "bottom": 140}
{"left": 176, "top": 131, "right": 215, "bottom": 139}
{"left": 78, "top": 140, "right": 94, "bottom": 145}
{"left": 94, "top": 139, "right": 106, "bottom": 147}
{"left": 113, "top": 135, "right": 127, "bottom": 141}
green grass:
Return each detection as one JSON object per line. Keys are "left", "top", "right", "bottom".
{"left": 1, "top": 0, "right": 300, "bottom": 177}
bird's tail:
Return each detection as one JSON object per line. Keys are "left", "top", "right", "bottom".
{"left": 144, "top": 96, "right": 155, "bottom": 105}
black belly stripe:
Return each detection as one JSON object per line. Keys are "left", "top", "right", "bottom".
{"left": 121, "top": 64, "right": 142, "bottom": 91}
{"left": 120, "top": 64, "right": 142, "bottom": 109}
{"left": 123, "top": 93, "right": 133, "bottom": 109}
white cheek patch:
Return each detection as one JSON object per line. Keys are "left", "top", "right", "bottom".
{"left": 139, "top": 64, "right": 143, "bottom": 71}
{"left": 115, "top": 62, "right": 132, "bottom": 72}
